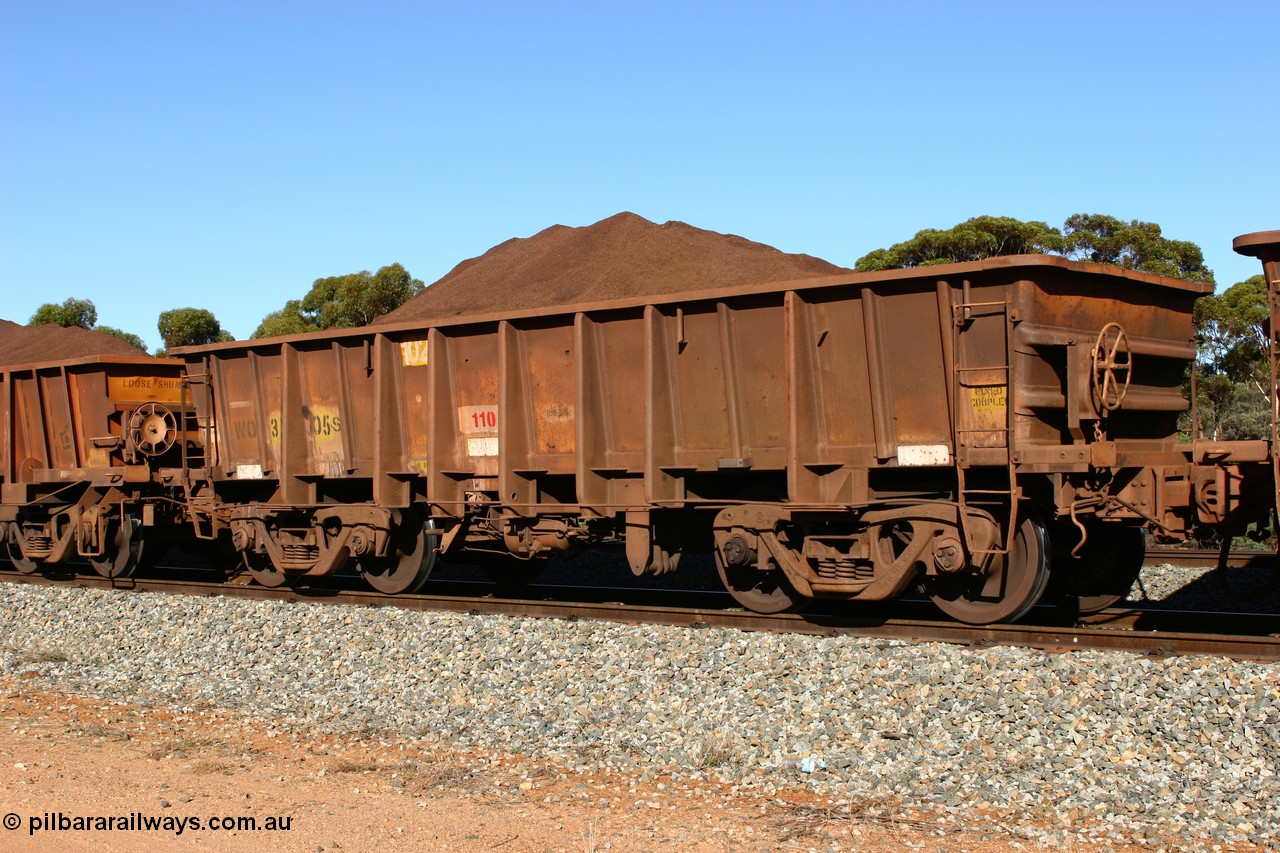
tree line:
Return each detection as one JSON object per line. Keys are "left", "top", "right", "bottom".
{"left": 27, "top": 215, "right": 1267, "bottom": 439}
{"left": 28, "top": 263, "right": 423, "bottom": 356}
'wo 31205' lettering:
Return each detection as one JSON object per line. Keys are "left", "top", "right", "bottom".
{"left": 230, "top": 413, "right": 342, "bottom": 441}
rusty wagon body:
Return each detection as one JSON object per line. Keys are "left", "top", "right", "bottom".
{"left": 0, "top": 355, "right": 195, "bottom": 577}
{"left": 172, "top": 248, "right": 1275, "bottom": 623}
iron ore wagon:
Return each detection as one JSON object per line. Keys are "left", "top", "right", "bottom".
{"left": 1, "top": 355, "right": 196, "bottom": 577}
{"left": 170, "top": 239, "right": 1278, "bottom": 624}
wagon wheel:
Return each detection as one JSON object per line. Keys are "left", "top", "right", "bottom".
{"left": 926, "top": 511, "right": 1050, "bottom": 624}
{"left": 357, "top": 511, "right": 438, "bottom": 595}
{"left": 5, "top": 533, "right": 40, "bottom": 575}
{"left": 242, "top": 550, "right": 295, "bottom": 588}
{"left": 714, "top": 550, "right": 807, "bottom": 614}
{"left": 1050, "top": 525, "right": 1145, "bottom": 614}
{"left": 88, "top": 516, "right": 144, "bottom": 579}
{"left": 1091, "top": 322, "right": 1132, "bottom": 412}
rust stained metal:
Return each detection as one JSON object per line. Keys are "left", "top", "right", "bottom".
{"left": 1, "top": 356, "right": 187, "bottom": 492}
{"left": 170, "top": 249, "right": 1269, "bottom": 617}
{"left": 176, "top": 256, "right": 1214, "bottom": 510}
{"left": 0, "top": 356, "right": 191, "bottom": 576}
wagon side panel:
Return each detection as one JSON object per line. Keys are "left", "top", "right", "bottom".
{"left": 576, "top": 310, "right": 647, "bottom": 513}
{"left": 423, "top": 323, "right": 503, "bottom": 517}
{"left": 204, "top": 350, "right": 284, "bottom": 486}
{"left": 786, "top": 288, "right": 879, "bottom": 504}
{"left": 499, "top": 319, "right": 578, "bottom": 510}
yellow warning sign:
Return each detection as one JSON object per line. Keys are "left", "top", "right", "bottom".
{"left": 969, "top": 385, "right": 1007, "bottom": 412}
{"left": 967, "top": 385, "right": 1007, "bottom": 448}
{"left": 107, "top": 375, "right": 186, "bottom": 404}
{"left": 400, "top": 340, "right": 429, "bottom": 367}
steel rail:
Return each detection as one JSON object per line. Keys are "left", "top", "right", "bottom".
{"left": 1144, "top": 549, "right": 1276, "bottom": 569}
{"left": 2, "top": 570, "right": 1276, "bottom": 662}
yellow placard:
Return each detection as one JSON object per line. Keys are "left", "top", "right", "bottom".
{"left": 966, "top": 385, "right": 1007, "bottom": 448}
{"left": 400, "top": 340, "right": 429, "bottom": 367}
{"left": 108, "top": 375, "right": 187, "bottom": 404}
{"left": 969, "top": 385, "right": 1007, "bottom": 412}
{"left": 306, "top": 404, "right": 345, "bottom": 474}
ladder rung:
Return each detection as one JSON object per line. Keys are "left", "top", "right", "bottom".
{"left": 955, "top": 300, "right": 1007, "bottom": 309}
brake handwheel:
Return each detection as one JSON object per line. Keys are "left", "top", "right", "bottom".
{"left": 1091, "top": 322, "right": 1132, "bottom": 412}
{"left": 128, "top": 402, "right": 177, "bottom": 456}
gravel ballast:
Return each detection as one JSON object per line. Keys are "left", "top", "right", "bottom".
{"left": 2, "top": 567, "right": 1277, "bottom": 851}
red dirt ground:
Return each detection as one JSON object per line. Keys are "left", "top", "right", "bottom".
{"left": 0, "top": 683, "right": 1184, "bottom": 853}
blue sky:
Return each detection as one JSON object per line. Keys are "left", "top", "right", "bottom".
{"left": 2, "top": 1, "right": 1277, "bottom": 351}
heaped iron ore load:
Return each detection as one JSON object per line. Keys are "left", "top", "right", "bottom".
{"left": 0, "top": 318, "right": 149, "bottom": 366}
{"left": 3, "top": 225, "right": 1278, "bottom": 626}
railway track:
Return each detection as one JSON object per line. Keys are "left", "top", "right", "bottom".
{"left": 3, "top": 565, "right": 1277, "bottom": 662}
{"left": 1144, "top": 548, "right": 1276, "bottom": 568}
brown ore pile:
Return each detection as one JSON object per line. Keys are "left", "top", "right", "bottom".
{"left": 0, "top": 319, "right": 149, "bottom": 367}
{"left": 379, "top": 211, "right": 851, "bottom": 324}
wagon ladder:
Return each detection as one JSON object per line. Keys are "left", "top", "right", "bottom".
{"left": 951, "top": 289, "right": 1018, "bottom": 556}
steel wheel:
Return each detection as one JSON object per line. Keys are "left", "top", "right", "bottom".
{"left": 1051, "top": 525, "right": 1144, "bottom": 614}
{"left": 358, "top": 512, "right": 437, "bottom": 595}
{"left": 243, "top": 550, "right": 294, "bottom": 588}
{"left": 714, "top": 550, "right": 807, "bottom": 614}
{"left": 927, "top": 510, "right": 1050, "bottom": 624}
{"left": 90, "top": 516, "right": 144, "bottom": 579}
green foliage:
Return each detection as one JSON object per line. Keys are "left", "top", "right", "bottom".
{"left": 96, "top": 326, "right": 147, "bottom": 351}
{"left": 1186, "top": 375, "right": 1271, "bottom": 442}
{"left": 252, "top": 300, "right": 318, "bottom": 339}
{"left": 30, "top": 297, "right": 98, "bottom": 329}
{"left": 855, "top": 216, "right": 1063, "bottom": 272}
{"left": 1195, "top": 275, "right": 1267, "bottom": 387}
{"left": 855, "top": 214, "right": 1213, "bottom": 284}
{"left": 27, "top": 297, "right": 150, "bottom": 351}
{"left": 1061, "top": 214, "right": 1214, "bottom": 283}
{"left": 1190, "top": 275, "right": 1270, "bottom": 440}
{"left": 252, "top": 263, "right": 423, "bottom": 338}
{"left": 157, "top": 307, "right": 233, "bottom": 351}
{"left": 1217, "top": 386, "right": 1271, "bottom": 441}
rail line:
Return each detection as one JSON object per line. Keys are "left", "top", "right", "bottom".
{"left": 1144, "top": 548, "right": 1276, "bottom": 569}
{"left": 2, "top": 568, "right": 1276, "bottom": 662}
